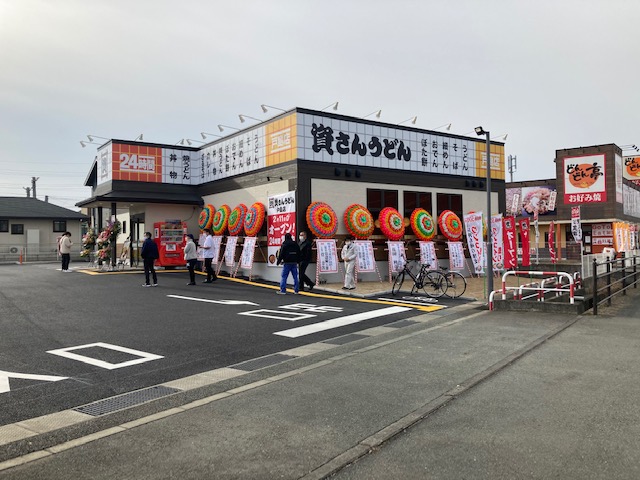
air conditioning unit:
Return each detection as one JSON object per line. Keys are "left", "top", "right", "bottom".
{"left": 9, "top": 246, "right": 22, "bottom": 254}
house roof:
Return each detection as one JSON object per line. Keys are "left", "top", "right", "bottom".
{"left": 0, "top": 197, "right": 89, "bottom": 220}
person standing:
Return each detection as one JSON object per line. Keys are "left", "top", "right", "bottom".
{"left": 341, "top": 235, "right": 357, "bottom": 290}
{"left": 59, "top": 232, "right": 73, "bottom": 272}
{"left": 201, "top": 228, "right": 218, "bottom": 284}
{"left": 184, "top": 234, "right": 198, "bottom": 285}
{"left": 141, "top": 231, "right": 159, "bottom": 287}
{"left": 298, "top": 230, "right": 315, "bottom": 292}
{"left": 276, "top": 233, "right": 300, "bottom": 294}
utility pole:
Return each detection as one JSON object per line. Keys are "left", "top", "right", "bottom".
{"left": 508, "top": 155, "right": 517, "bottom": 183}
{"left": 31, "top": 177, "right": 39, "bottom": 199}
{"left": 23, "top": 187, "right": 31, "bottom": 198}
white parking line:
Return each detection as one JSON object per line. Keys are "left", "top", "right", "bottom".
{"left": 273, "top": 306, "right": 411, "bottom": 338}
{"left": 167, "top": 295, "right": 258, "bottom": 306}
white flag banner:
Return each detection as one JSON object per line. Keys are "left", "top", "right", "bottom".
{"left": 354, "top": 240, "right": 376, "bottom": 273}
{"left": 240, "top": 237, "right": 257, "bottom": 269}
{"left": 224, "top": 236, "right": 238, "bottom": 266}
{"left": 491, "top": 214, "right": 504, "bottom": 270}
{"left": 571, "top": 206, "right": 582, "bottom": 242}
{"left": 418, "top": 241, "right": 437, "bottom": 269}
{"left": 211, "top": 236, "right": 223, "bottom": 264}
{"left": 448, "top": 242, "right": 465, "bottom": 270}
{"left": 316, "top": 239, "right": 339, "bottom": 273}
{"left": 463, "top": 211, "right": 484, "bottom": 274}
{"left": 387, "top": 241, "right": 405, "bottom": 273}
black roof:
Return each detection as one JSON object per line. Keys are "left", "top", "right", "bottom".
{"left": 0, "top": 197, "right": 89, "bottom": 220}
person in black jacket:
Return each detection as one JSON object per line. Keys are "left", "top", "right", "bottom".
{"left": 298, "top": 230, "right": 315, "bottom": 292}
{"left": 141, "top": 231, "right": 160, "bottom": 287}
{"left": 276, "top": 233, "right": 300, "bottom": 294}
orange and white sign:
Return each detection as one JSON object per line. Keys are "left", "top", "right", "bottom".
{"left": 266, "top": 113, "right": 297, "bottom": 166}
{"left": 474, "top": 143, "right": 505, "bottom": 180}
{"left": 623, "top": 156, "right": 640, "bottom": 185}
{"left": 563, "top": 154, "right": 606, "bottom": 204}
{"left": 112, "top": 144, "right": 162, "bottom": 182}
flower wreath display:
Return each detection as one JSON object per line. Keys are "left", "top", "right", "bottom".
{"left": 410, "top": 208, "right": 436, "bottom": 241}
{"left": 306, "top": 202, "right": 338, "bottom": 238}
{"left": 244, "top": 202, "right": 266, "bottom": 237}
{"left": 228, "top": 204, "right": 248, "bottom": 236}
{"left": 198, "top": 204, "right": 215, "bottom": 230}
{"left": 378, "top": 207, "right": 405, "bottom": 241}
{"left": 343, "top": 204, "right": 374, "bottom": 239}
{"left": 438, "top": 210, "right": 463, "bottom": 241}
{"left": 212, "top": 205, "right": 231, "bottom": 235}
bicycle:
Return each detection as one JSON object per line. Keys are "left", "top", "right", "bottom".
{"left": 438, "top": 266, "right": 467, "bottom": 298}
{"left": 391, "top": 260, "right": 448, "bottom": 298}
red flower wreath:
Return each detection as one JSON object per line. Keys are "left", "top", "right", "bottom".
{"left": 343, "top": 204, "right": 374, "bottom": 239}
{"left": 378, "top": 207, "right": 405, "bottom": 241}
{"left": 244, "top": 202, "right": 265, "bottom": 237}
{"left": 438, "top": 210, "right": 463, "bottom": 241}
{"left": 228, "top": 204, "right": 248, "bottom": 236}
{"left": 410, "top": 208, "right": 436, "bottom": 241}
{"left": 212, "top": 205, "right": 231, "bottom": 235}
{"left": 306, "top": 202, "right": 338, "bottom": 238}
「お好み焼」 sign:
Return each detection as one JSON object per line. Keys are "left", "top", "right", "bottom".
{"left": 563, "top": 154, "right": 606, "bottom": 204}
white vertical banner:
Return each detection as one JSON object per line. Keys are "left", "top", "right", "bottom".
{"left": 387, "top": 241, "right": 406, "bottom": 273}
{"left": 197, "top": 233, "right": 206, "bottom": 261}
{"left": 491, "top": 214, "right": 504, "bottom": 270}
{"left": 267, "top": 191, "right": 296, "bottom": 267}
{"left": 418, "top": 241, "right": 437, "bottom": 269}
{"left": 211, "top": 236, "right": 223, "bottom": 264}
{"left": 354, "top": 240, "right": 376, "bottom": 273}
{"left": 463, "top": 211, "right": 484, "bottom": 274}
{"left": 448, "top": 242, "right": 465, "bottom": 270}
{"left": 570, "top": 206, "right": 582, "bottom": 242}
{"left": 240, "top": 237, "right": 257, "bottom": 269}
{"left": 316, "top": 239, "right": 339, "bottom": 273}
{"left": 224, "top": 236, "right": 238, "bottom": 266}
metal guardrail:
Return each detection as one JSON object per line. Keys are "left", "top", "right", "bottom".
{"left": 592, "top": 254, "right": 639, "bottom": 315}
{"left": 489, "top": 270, "right": 578, "bottom": 311}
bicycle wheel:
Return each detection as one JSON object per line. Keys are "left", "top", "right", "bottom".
{"left": 444, "top": 271, "right": 467, "bottom": 298}
{"left": 421, "top": 270, "right": 448, "bottom": 298}
{"left": 392, "top": 271, "right": 405, "bottom": 296}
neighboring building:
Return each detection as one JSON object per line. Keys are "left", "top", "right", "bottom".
{"left": 0, "top": 197, "right": 89, "bottom": 261}
{"left": 78, "top": 107, "right": 506, "bottom": 282}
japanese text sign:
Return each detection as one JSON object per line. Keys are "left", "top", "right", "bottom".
{"left": 387, "top": 241, "right": 405, "bottom": 273}
{"left": 418, "top": 241, "right": 438, "bottom": 269}
{"left": 316, "top": 239, "right": 339, "bottom": 273}
{"left": 354, "top": 241, "right": 376, "bottom": 273}
{"left": 563, "top": 154, "right": 606, "bottom": 204}
{"left": 519, "top": 218, "right": 531, "bottom": 267}
{"left": 447, "top": 242, "right": 465, "bottom": 270}
{"left": 463, "top": 212, "right": 484, "bottom": 274}
{"left": 502, "top": 216, "right": 517, "bottom": 269}
{"left": 267, "top": 191, "right": 296, "bottom": 266}
{"left": 240, "top": 237, "right": 257, "bottom": 269}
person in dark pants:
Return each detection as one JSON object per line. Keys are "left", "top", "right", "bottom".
{"left": 184, "top": 233, "right": 197, "bottom": 285}
{"left": 298, "top": 230, "right": 315, "bottom": 292}
{"left": 276, "top": 233, "right": 300, "bottom": 294}
{"left": 141, "top": 231, "right": 159, "bottom": 287}
{"left": 201, "top": 228, "right": 218, "bottom": 284}
{"left": 59, "top": 232, "right": 73, "bottom": 272}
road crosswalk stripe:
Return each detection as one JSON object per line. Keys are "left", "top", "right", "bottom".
{"left": 273, "top": 306, "right": 411, "bottom": 338}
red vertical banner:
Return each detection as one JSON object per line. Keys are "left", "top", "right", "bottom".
{"left": 548, "top": 221, "right": 556, "bottom": 264}
{"left": 502, "top": 216, "right": 517, "bottom": 269}
{"left": 519, "top": 218, "right": 531, "bottom": 267}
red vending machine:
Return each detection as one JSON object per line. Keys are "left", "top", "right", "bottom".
{"left": 153, "top": 221, "right": 187, "bottom": 267}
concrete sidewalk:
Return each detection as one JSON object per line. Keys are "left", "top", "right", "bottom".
{"left": 0, "top": 291, "right": 638, "bottom": 479}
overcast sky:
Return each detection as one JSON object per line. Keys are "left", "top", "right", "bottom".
{"left": 1, "top": 0, "right": 639, "bottom": 211}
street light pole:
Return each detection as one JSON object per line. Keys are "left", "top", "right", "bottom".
{"left": 476, "top": 126, "right": 494, "bottom": 298}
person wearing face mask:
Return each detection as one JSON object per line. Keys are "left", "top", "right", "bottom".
{"left": 298, "top": 231, "right": 315, "bottom": 292}
{"left": 341, "top": 235, "right": 357, "bottom": 290}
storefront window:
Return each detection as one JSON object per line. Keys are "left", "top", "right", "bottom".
{"left": 367, "top": 188, "right": 398, "bottom": 219}
{"left": 436, "top": 193, "right": 463, "bottom": 219}
{"left": 404, "top": 191, "right": 432, "bottom": 218}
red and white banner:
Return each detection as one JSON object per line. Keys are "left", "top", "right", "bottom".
{"left": 570, "top": 206, "right": 582, "bottom": 242}
{"left": 502, "top": 216, "right": 517, "bottom": 269}
{"left": 463, "top": 212, "right": 484, "bottom": 274}
{"left": 387, "top": 241, "right": 406, "bottom": 273}
{"left": 354, "top": 240, "right": 376, "bottom": 273}
{"left": 267, "top": 191, "right": 296, "bottom": 266}
{"left": 548, "top": 221, "right": 556, "bottom": 264}
{"left": 519, "top": 218, "right": 531, "bottom": 267}
{"left": 316, "top": 239, "right": 339, "bottom": 273}
{"left": 419, "top": 241, "right": 438, "bottom": 269}
{"left": 448, "top": 242, "right": 465, "bottom": 270}
{"left": 491, "top": 214, "right": 504, "bottom": 270}
{"left": 240, "top": 237, "right": 257, "bottom": 269}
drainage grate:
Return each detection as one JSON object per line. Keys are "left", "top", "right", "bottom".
{"left": 74, "top": 385, "right": 180, "bottom": 416}
{"left": 323, "top": 334, "right": 368, "bottom": 345}
{"left": 233, "top": 354, "right": 297, "bottom": 372}
{"left": 387, "top": 320, "right": 418, "bottom": 328}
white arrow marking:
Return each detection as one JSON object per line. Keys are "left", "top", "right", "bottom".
{"left": 167, "top": 295, "right": 258, "bottom": 306}
{"left": 274, "top": 306, "right": 411, "bottom": 338}
{"left": 0, "top": 370, "right": 68, "bottom": 394}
